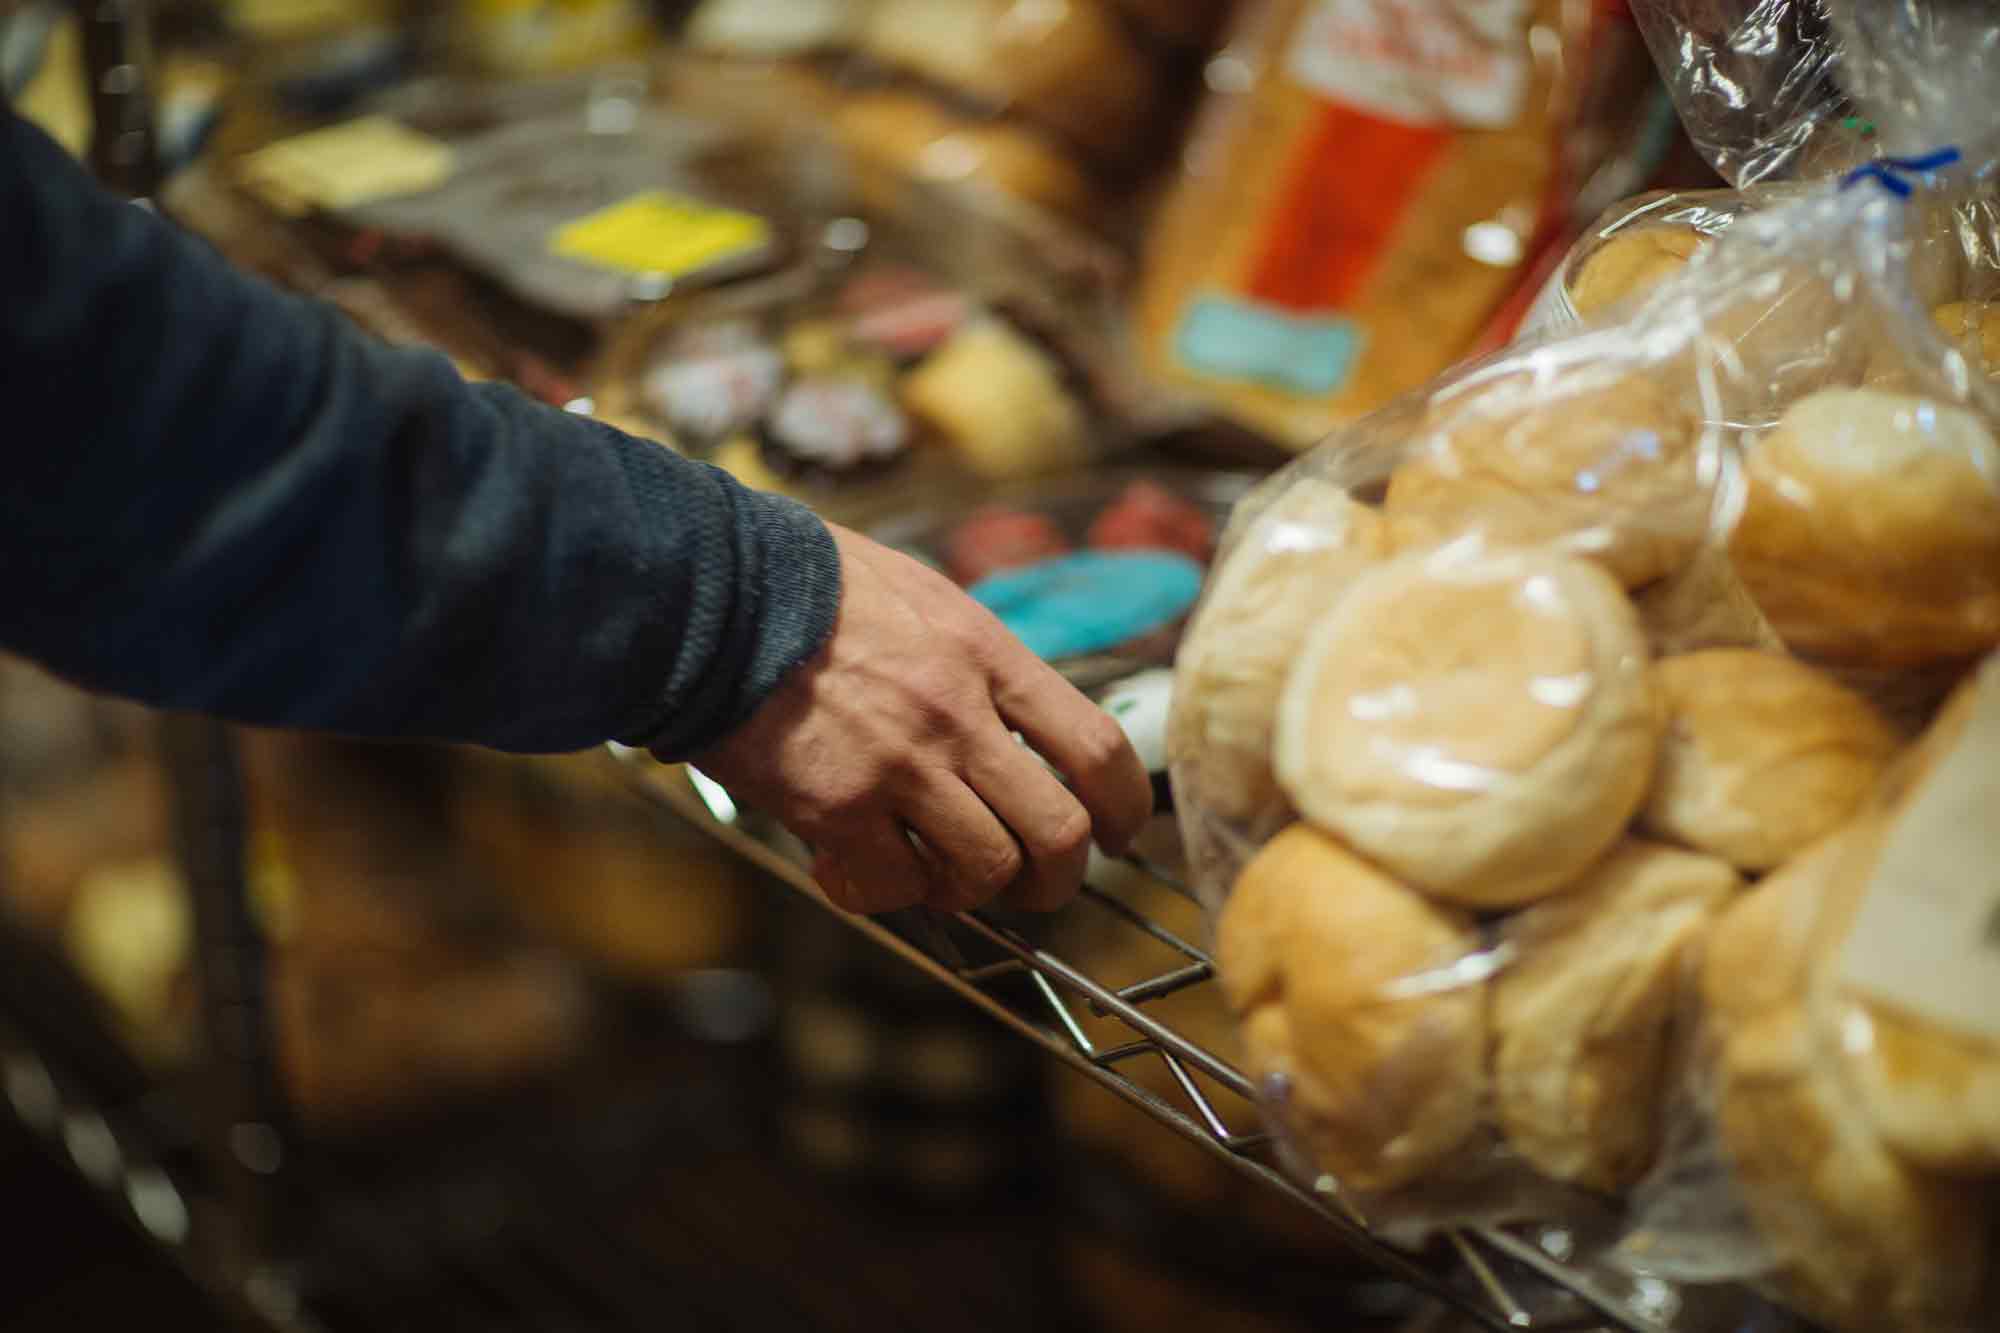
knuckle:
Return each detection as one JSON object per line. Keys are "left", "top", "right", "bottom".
{"left": 1074, "top": 712, "right": 1132, "bottom": 779}
{"left": 1029, "top": 802, "right": 1093, "bottom": 861}
{"left": 905, "top": 664, "right": 973, "bottom": 731}
{"left": 968, "top": 842, "right": 1025, "bottom": 898}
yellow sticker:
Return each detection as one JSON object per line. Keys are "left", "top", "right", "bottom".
{"left": 236, "top": 116, "right": 456, "bottom": 217}
{"left": 549, "top": 191, "right": 771, "bottom": 279}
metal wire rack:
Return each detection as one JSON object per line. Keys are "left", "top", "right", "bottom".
{"left": 610, "top": 752, "right": 1789, "bottom": 1333}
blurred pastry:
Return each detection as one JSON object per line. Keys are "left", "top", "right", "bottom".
{"left": 858, "top": 0, "right": 1163, "bottom": 169}
{"left": 1641, "top": 650, "right": 1901, "bottom": 871}
{"left": 1275, "top": 548, "right": 1660, "bottom": 909}
{"left": 831, "top": 90, "right": 1100, "bottom": 222}
{"left": 640, "top": 320, "right": 784, "bottom": 446}
{"left": 683, "top": 0, "right": 866, "bottom": 56}
{"left": 1729, "top": 387, "right": 2000, "bottom": 667}
{"left": 1218, "top": 826, "right": 1487, "bottom": 1195}
{"left": 64, "top": 858, "right": 194, "bottom": 1066}
{"left": 899, "top": 319, "right": 1088, "bottom": 481}
{"left": 1383, "top": 372, "right": 1707, "bottom": 589}
{"left": 758, "top": 376, "right": 914, "bottom": 485}
{"left": 1493, "top": 840, "right": 1739, "bottom": 1191}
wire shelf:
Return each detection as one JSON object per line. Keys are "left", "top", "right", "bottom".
{"left": 612, "top": 752, "right": 1788, "bottom": 1333}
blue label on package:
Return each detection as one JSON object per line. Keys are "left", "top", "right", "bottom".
{"left": 969, "top": 551, "right": 1205, "bottom": 661}
{"left": 1174, "top": 294, "right": 1363, "bottom": 396}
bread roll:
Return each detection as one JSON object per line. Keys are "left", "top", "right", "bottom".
{"left": 1729, "top": 387, "right": 2000, "bottom": 667}
{"left": 858, "top": 0, "right": 1161, "bottom": 168}
{"left": 1383, "top": 372, "right": 1706, "bottom": 589}
{"left": 831, "top": 90, "right": 1099, "bottom": 222}
{"left": 1168, "top": 480, "right": 1389, "bottom": 835}
{"left": 1275, "top": 549, "right": 1661, "bottom": 909}
{"left": 1712, "top": 1005, "right": 1991, "bottom": 1333}
{"left": 1633, "top": 543, "right": 1786, "bottom": 658}
{"left": 1702, "top": 829, "right": 1994, "bottom": 1333}
{"left": 1641, "top": 650, "right": 1901, "bottom": 871}
{"left": 1568, "top": 227, "right": 1703, "bottom": 319}
{"left": 1494, "top": 840, "right": 1739, "bottom": 1191}
{"left": 1217, "top": 826, "right": 1487, "bottom": 1194}
{"left": 1818, "top": 668, "right": 2000, "bottom": 1174}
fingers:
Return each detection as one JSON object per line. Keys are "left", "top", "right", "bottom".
{"left": 813, "top": 820, "right": 932, "bottom": 916}
{"left": 985, "top": 644, "right": 1153, "bottom": 856}
{"left": 960, "top": 731, "right": 1093, "bottom": 912}
{"left": 901, "top": 778, "right": 1025, "bottom": 913}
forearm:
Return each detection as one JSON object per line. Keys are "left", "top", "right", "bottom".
{"left": 0, "top": 106, "right": 839, "bottom": 754}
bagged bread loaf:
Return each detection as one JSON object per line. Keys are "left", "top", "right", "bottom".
{"left": 1134, "top": 0, "right": 1585, "bottom": 450}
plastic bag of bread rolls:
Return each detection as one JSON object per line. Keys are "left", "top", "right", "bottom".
{"left": 1526, "top": 0, "right": 2000, "bottom": 342}
{"left": 1170, "top": 0, "right": 2000, "bottom": 1271}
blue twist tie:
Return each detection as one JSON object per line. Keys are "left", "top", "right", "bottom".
{"left": 1840, "top": 146, "right": 1963, "bottom": 198}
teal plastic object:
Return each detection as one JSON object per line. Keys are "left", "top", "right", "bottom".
{"left": 967, "top": 551, "right": 1205, "bottom": 661}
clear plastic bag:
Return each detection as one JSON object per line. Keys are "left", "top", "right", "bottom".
{"left": 1167, "top": 2, "right": 2000, "bottom": 1313}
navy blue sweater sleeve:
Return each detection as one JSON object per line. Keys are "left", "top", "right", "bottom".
{"left": 0, "top": 106, "right": 841, "bottom": 756}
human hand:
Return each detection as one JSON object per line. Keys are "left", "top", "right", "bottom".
{"left": 685, "top": 524, "right": 1153, "bottom": 915}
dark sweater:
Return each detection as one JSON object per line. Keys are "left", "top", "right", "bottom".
{"left": 0, "top": 104, "right": 842, "bottom": 756}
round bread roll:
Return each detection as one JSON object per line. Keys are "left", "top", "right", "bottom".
{"left": 1729, "top": 387, "right": 2000, "bottom": 667}
{"left": 1702, "top": 831, "right": 1995, "bottom": 1333}
{"left": 831, "top": 91, "right": 1099, "bottom": 222}
{"left": 1703, "top": 829, "right": 1856, "bottom": 1037}
{"left": 1568, "top": 227, "right": 1703, "bottom": 320}
{"left": 1815, "top": 670, "right": 2000, "bottom": 1174}
{"left": 1217, "top": 826, "right": 1487, "bottom": 1195}
{"left": 1382, "top": 372, "right": 1707, "bottom": 589}
{"left": 1168, "top": 480, "right": 1389, "bottom": 836}
{"left": 1275, "top": 548, "right": 1661, "bottom": 909}
{"left": 1692, "top": 257, "right": 1875, "bottom": 418}
{"left": 1641, "top": 650, "right": 1901, "bottom": 871}
{"left": 1633, "top": 543, "right": 1786, "bottom": 659}
{"left": 1494, "top": 840, "right": 1740, "bottom": 1192}
{"left": 1712, "top": 1005, "right": 1991, "bottom": 1333}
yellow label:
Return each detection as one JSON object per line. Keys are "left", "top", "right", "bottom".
{"left": 548, "top": 190, "right": 771, "bottom": 278}
{"left": 236, "top": 116, "right": 456, "bottom": 217}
